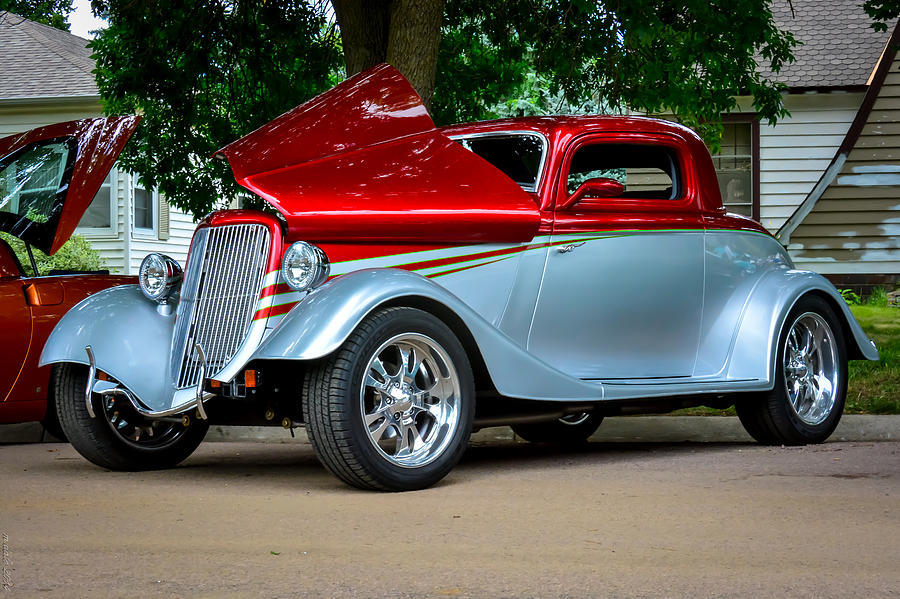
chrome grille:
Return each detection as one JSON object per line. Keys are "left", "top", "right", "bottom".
{"left": 171, "top": 224, "right": 271, "bottom": 389}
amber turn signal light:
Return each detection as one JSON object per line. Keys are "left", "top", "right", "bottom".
{"left": 244, "top": 370, "right": 258, "bottom": 388}
{"left": 210, "top": 379, "right": 221, "bottom": 388}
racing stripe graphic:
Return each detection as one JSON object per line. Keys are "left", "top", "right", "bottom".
{"left": 252, "top": 232, "right": 630, "bottom": 323}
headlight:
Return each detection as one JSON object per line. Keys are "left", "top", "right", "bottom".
{"left": 282, "top": 241, "right": 329, "bottom": 291}
{"left": 139, "top": 253, "right": 183, "bottom": 303}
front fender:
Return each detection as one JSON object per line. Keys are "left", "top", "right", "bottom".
{"left": 39, "top": 285, "right": 181, "bottom": 412}
{"left": 253, "top": 269, "right": 605, "bottom": 401}
{"left": 727, "top": 269, "right": 878, "bottom": 385}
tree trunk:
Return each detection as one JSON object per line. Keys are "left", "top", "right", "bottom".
{"left": 332, "top": 0, "right": 445, "bottom": 111}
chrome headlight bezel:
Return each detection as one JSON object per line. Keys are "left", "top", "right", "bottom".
{"left": 139, "top": 253, "right": 183, "bottom": 304}
{"left": 281, "top": 241, "right": 329, "bottom": 292}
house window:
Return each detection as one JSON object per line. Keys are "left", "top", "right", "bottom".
{"left": 712, "top": 116, "right": 760, "bottom": 220}
{"left": 77, "top": 170, "right": 115, "bottom": 233}
{"left": 133, "top": 179, "right": 156, "bottom": 235}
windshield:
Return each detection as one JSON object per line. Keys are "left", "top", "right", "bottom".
{"left": 0, "top": 137, "right": 75, "bottom": 248}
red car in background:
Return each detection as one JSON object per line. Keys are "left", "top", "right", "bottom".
{"left": 0, "top": 117, "right": 139, "bottom": 436}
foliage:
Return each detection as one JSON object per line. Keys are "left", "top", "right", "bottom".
{"left": 92, "top": 0, "right": 797, "bottom": 218}
{"left": 839, "top": 288, "right": 862, "bottom": 306}
{"left": 89, "top": 0, "right": 342, "bottom": 219}
{"left": 436, "top": 0, "right": 798, "bottom": 147}
{"left": 0, "top": 0, "right": 73, "bottom": 30}
{"left": 866, "top": 286, "right": 889, "bottom": 307}
{"left": 862, "top": 0, "right": 900, "bottom": 31}
{"left": 1, "top": 232, "right": 105, "bottom": 276}
{"left": 847, "top": 305, "right": 900, "bottom": 414}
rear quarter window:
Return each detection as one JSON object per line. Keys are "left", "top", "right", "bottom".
{"left": 568, "top": 143, "right": 680, "bottom": 200}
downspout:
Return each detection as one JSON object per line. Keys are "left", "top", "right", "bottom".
{"left": 123, "top": 171, "right": 132, "bottom": 274}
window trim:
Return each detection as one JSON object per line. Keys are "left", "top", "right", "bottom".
{"left": 74, "top": 166, "right": 117, "bottom": 238}
{"left": 448, "top": 130, "right": 549, "bottom": 193}
{"left": 554, "top": 132, "right": 695, "bottom": 213}
{"left": 719, "top": 113, "right": 760, "bottom": 222}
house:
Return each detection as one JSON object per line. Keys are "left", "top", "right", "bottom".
{"left": 776, "top": 22, "right": 900, "bottom": 289}
{"left": 721, "top": 1, "right": 899, "bottom": 289}
{"left": 0, "top": 11, "right": 196, "bottom": 273}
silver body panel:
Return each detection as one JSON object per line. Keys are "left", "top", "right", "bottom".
{"left": 527, "top": 231, "right": 704, "bottom": 379}
{"left": 41, "top": 227, "right": 876, "bottom": 414}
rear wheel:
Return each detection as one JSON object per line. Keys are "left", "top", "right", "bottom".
{"left": 511, "top": 412, "right": 603, "bottom": 444}
{"left": 303, "top": 307, "right": 475, "bottom": 491}
{"left": 55, "top": 363, "right": 208, "bottom": 470}
{"left": 736, "top": 295, "right": 847, "bottom": 445}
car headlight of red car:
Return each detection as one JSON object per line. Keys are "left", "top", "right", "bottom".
{"left": 282, "top": 241, "right": 329, "bottom": 292}
{"left": 139, "top": 253, "right": 183, "bottom": 304}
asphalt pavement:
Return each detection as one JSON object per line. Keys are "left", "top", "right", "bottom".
{"left": 0, "top": 434, "right": 897, "bottom": 597}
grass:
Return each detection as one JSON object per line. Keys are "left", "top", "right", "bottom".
{"left": 846, "top": 304, "right": 899, "bottom": 414}
{"left": 673, "top": 295, "right": 899, "bottom": 416}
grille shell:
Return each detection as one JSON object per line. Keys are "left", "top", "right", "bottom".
{"left": 171, "top": 224, "right": 271, "bottom": 389}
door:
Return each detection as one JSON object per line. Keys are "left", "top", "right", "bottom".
{"left": 527, "top": 134, "right": 705, "bottom": 380}
{"left": 0, "top": 240, "right": 30, "bottom": 401}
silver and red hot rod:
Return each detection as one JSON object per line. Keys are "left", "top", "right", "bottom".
{"left": 33, "top": 64, "right": 876, "bottom": 490}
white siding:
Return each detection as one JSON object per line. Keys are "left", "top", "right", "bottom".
{"left": 734, "top": 92, "right": 863, "bottom": 233}
{"left": 0, "top": 100, "right": 103, "bottom": 136}
{"left": 79, "top": 167, "right": 128, "bottom": 273}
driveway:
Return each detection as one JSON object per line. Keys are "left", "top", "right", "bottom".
{"left": 0, "top": 434, "right": 897, "bottom": 597}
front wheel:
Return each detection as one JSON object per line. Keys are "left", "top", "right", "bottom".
{"left": 303, "top": 307, "right": 475, "bottom": 491}
{"left": 736, "top": 295, "right": 847, "bottom": 445}
{"left": 55, "top": 363, "right": 208, "bottom": 470}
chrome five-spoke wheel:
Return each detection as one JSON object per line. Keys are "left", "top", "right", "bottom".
{"left": 361, "top": 333, "right": 462, "bottom": 468}
{"left": 783, "top": 312, "right": 839, "bottom": 426}
{"left": 303, "top": 307, "right": 475, "bottom": 491}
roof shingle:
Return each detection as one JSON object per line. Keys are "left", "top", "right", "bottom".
{"left": 761, "top": 0, "right": 897, "bottom": 89}
{"left": 0, "top": 11, "right": 98, "bottom": 100}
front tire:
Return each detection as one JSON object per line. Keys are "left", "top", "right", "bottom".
{"left": 303, "top": 307, "right": 475, "bottom": 491}
{"left": 736, "top": 295, "right": 847, "bottom": 445}
{"left": 55, "top": 363, "right": 208, "bottom": 470}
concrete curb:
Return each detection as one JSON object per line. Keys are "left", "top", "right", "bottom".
{"left": 2, "top": 414, "right": 898, "bottom": 445}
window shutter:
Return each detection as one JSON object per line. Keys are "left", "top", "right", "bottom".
{"left": 158, "top": 193, "right": 170, "bottom": 241}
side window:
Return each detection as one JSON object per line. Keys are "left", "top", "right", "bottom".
{"left": 567, "top": 143, "right": 680, "bottom": 200}
{"left": 454, "top": 134, "right": 546, "bottom": 192}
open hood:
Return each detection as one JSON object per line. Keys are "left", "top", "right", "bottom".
{"left": 217, "top": 64, "right": 539, "bottom": 244}
{"left": 0, "top": 116, "right": 140, "bottom": 255}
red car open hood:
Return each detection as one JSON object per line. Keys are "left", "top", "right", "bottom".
{"left": 216, "top": 64, "right": 539, "bottom": 243}
{"left": 0, "top": 117, "right": 140, "bottom": 255}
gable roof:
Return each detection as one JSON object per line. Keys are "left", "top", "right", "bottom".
{"left": 0, "top": 11, "right": 98, "bottom": 101}
{"left": 760, "top": 0, "right": 896, "bottom": 89}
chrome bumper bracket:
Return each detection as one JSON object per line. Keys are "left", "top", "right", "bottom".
{"left": 193, "top": 343, "right": 209, "bottom": 421}
{"left": 84, "top": 346, "right": 97, "bottom": 418}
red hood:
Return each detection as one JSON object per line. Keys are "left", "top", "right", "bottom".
{"left": 0, "top": 117, "right": 140, "bottom": 255}
{"left": 216, "top": 64, "right": 539, "bottom": 244}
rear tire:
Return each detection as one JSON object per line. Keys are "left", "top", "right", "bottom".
{"left": 511, "top": 412, "right": 603, "bottom": 444}
{"left": 736, "top": 295, "right": 847, "bottom": 445}
{"left": 303, "top": 307, "right": 475, "bottom": 491}
{"left": 55, "top": 363, "right": 208, "bottom": 470}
